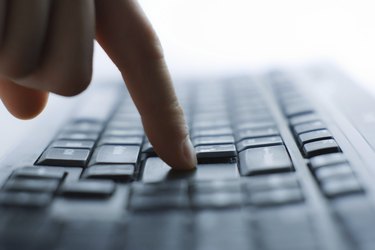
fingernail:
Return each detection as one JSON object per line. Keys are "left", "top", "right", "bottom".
{"left": 181, "top": 136, "right": 197, "bottom": 169}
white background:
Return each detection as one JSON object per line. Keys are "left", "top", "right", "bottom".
{"left": 1, "top": 0, "right": 375, "bottom": 158}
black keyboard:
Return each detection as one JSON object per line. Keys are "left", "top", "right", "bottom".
{"left": 0, "top": 68, "right": 374, "bottom": 250}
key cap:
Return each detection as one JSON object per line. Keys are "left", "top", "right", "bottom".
{"left": 90, "top": 145, "right": 140, "bottom": 165}
{"left": 289, "top": 113, "right": 319, "bottom": 126}
{"left": 234, "top": 120, "right": 276, "bottom": 131}
{"left": 248, "top": 188, "right": 304, "bottom": 207}
{"left": 243, "top": 173, "right": 299, "bottom": 191}
{"left": 57, "top": 132, "right": 99, "bottom": 141}
{"left": 293, "top": 121, "right": 325, "bottom": 135}
{"left": 191, "top": 180, "right": 241, "bottom": 193}
{"left": 321, "top": 176, "right": 363, "bottom": 198}
{"left": 50, "top": 140, "right": 95, "bottom": 149}
{"left": 314, "top": 163, "right": 353, "bottom": 181}
{"left": 103, "top": 128, "right": 144, "bottom": 137}
{"left": 13, "top": 167, "right": 65, "bottom": 179}
{"left": 196, "top": 144, "right": 236, "bottom": 160}
{"left": 0, "top": 192, "right": 52, "bottom": 208}
{"left": 191, "top": 127, "right": 233, "bottom": 138}
{"left": 4, "top": 178, "right": 60, "bottom": 193}
{"left": 192, "top": 120, "right": 230, "bottom": 130}
{"left": 192, "top": 192, "right": 243, "bottom": 209}
{"left": 98, "top": 136, "right": 143, "bottom": 146}
{"left": 194, "top": 210, "right": 251, "bottom": 250}
{"left": 129, "top": 193, "right": 188, "bottom": 211}
{"left": 239, "top": 145, "right": 293, "bottom": 175}
{"left": 236, "top": 136, "right": 283, "bottom": 152}
{"left": 235, "top": 127, "right": 279, "bottom": 142}
{"left": 38, "top": 148, "right": 90, "bottom": 167}
{"left": 132, "top": 181, "right": 187, "bottom": 195}
{"left": 283, "top": 104, "right": 313, "bottom": 118}
{"left": 142, "top": 157, "right": 239, "bottom": 182}
{"left": 60, "top": 180, "right": 115, "bottom": 198}
{"left": 303, "top": 139, "right": 340, "bottom": 158}
{"left": 297, "top": 129, "right": 333, "bottom": 146}
{"left": 309, "top": 153, "right": 347, "bottom": 169}
{"left": 124, "top": 212, "right": 190, "bottom": 250}
{"left": 63, "top": 120, "right": 103, "bottom": 133}
{"left": 192, "top": 135, "right": 234, "bottom": 147}
{"left": 83, "top": 164, "right": 134, "bottom": 182}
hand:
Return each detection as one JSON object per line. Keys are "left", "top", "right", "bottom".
{"left": 0, "top": 0, "right": 197, "bottom": 170}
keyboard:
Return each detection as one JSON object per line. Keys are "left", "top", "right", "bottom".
{"left": 0, "top": 66, "right": 374, "bottom": 250}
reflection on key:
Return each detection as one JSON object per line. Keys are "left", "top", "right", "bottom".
{"left": 239, "top": 145, "right": 293, "bottom": 176}
{"left": 90, "top": 145, "right": 140, "bottom": 165}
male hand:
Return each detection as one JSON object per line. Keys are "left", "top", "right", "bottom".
{"left": 0, "top": 0, "right": 197, "bottom": 170}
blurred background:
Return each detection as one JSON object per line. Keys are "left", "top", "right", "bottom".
{"left": 1, "top": 0, "right": 375, "bottom": 157}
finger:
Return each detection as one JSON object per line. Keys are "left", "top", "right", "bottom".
{"left": 17, "top": 0, "right": 95, "bottom": 96}
{"left": 0, "top": 0, "right": 51, "bottom": 78}
{"left": 0, "top": 0, "right": 6, "bottom": 44}
{"left": 0, "top": 77, "right": 48, "bottom": 119}
{"left": 96, "top": 0, "right": 196, "bottom": 170}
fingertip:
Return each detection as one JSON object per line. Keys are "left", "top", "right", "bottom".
{"left": 9, "top": 91, "right": 49, "bottom": 120}
{"left": 0, "top": 78, "right": 49, "bottom": 119}
{"left": 180, "top": 136, "right": 197, "bottom": 170}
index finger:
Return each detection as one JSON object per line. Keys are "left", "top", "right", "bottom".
{"left": 95, "top": 0, "right": 196, "bottom": 170}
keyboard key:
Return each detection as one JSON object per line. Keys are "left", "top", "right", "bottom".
{"left": 0, "top": 192, "right": 52, "bottom": 208}
{"left": 235, "top": 127, "right": 279, "bottom": 142}
{"left": 142, "top": 157, "right": 239, "bottom": 182}
{"left": 236, "top": 136, "right": 283, "bottom": 152}
{"left": 192, "top": 135, "right": 234, "bottom": 147}
{"left": 196, "top": 144, "right": 236, "bottom": 160}
{"left": 124, "top": 212, "right": 190, "bottom": 250}
{"left": 289, "top": 113, "right": 319, "bottom": 126}
{"left": 248, "top": 188, "right": 304, "bottom": 206}
{"left": 303, "top": 139, "right": 340, "bottom": 158}
{"left": 192, "top": 120, "right": 230, "bottom": 129}
{"left": 129, "top": 193, "right": 188, "bottom": 210}
{"left": 191, "top": 127, "right": 233, "bottom": 138}
{"left": 192, "top": 192, "right": 243, "bottom": 208}
{"left": 38, "top": 148, "right": 90, "bottom": 167}
{"left": 4, "top": 178, "right": 60, "bottom": 193}
{"left": 51, "top": 140, "right": 95, "bottom": 149}
{"left": 191, "top": 180, "right": 241, "bottom": 193}
{"left": 309, "top": 153, "right": 347, "bottom": 169}
{"left": 103, "top": 128, "right": 144, "bottom": 137}
{"left": 293, "top": 120, "right": 325, "bottom": 135}
{"left": 60, "top": 180, "right": 115, "bottom": 198}
{"left": 98, "top": 136, "right": 143, "bottom": 146}
{"left": 239, "top": 145, "right": 293, "bottom": 175}
{"left": 13, "top": 167, "right": 65, "bottom": 180}
{"left": 63, "top": 120, "right": 103, "bottom": 133}
{"left": 283, "top": 104, "right": 313, "bottom": 118}
{"left": 321, "top": 176, "right": 363, "bottom": 198}
{"left": 297, "top": 129, "right": 333, "bottom": 146}
{"left": 90, "top": 145, "right": 140, "bottom": 165}
{"left": 83, "top": 164, "right": 134, "bottom": 181}
{"left": 314, "top": 163, "right": 353, "bottom": 181}
{"left": 234, "top": 120, "right": 276, "bottom": 131}
{"left": 57, "top": 132, "right": 99, "bottom": 141}
{"left": 194, "top": 163, "right": 240, "bottom": 181}
{"left": 243, "top": 173, "right": 299, "bottom": 191}
{"left": 132, "top": 181, "right": 187, "bottom": 195}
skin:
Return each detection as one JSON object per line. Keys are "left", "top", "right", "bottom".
{"left": 0, "top": 0, "right": 197, "bottom": 170}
